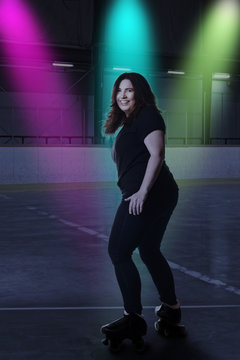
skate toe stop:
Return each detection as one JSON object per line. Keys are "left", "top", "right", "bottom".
{"left": 102, "top": 338, "right": 109, "bottom": 346}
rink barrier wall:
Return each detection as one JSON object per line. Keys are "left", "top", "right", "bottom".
{"left": 0, "top": 145, "right": 239, "bottom": 184}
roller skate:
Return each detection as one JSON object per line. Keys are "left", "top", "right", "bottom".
{"left": 154, "top": 304, "right": 187, "bottom": 337}
{"left": 101, "top": 313, "right": 147, "bottom": 352}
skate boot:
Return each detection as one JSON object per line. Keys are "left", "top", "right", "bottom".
{"left": 154, "top": 304, "right": 187, "bottom": 337}
{"left": 101, "top": 313, "right": 147, "bottom": 352}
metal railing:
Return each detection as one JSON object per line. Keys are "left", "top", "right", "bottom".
{"left": 1, "top": 135, "right": 239, "bottom": 146}
{"left": 0, "top": 135, "right": 96, "bottom": 145}
{"left": 210, "top": 137, "right": 240, "bottom": 145}
{"left": 0, "top": 109, "right": 239, "bottom": 145}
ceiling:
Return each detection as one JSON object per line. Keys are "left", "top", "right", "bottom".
{"left": 0, "top": 0, "right": 239, "bottom": 76}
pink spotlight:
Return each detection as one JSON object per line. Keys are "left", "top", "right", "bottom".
{"left": 0, "top": 0, "right": 82, "bottom": 135}
{"left": 0, "top": 0, "right": 85, "bottom": 183}
{"left": 0, "top": 0, "right": 44, "bottom": 44}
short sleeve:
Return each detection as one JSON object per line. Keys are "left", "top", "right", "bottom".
{"left": 136, "top": 107, "right": 166, "bottom": 142}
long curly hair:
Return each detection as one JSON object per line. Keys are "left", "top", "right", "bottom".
{"left": 103, "top": 72, "right": 160, "bottom": 134}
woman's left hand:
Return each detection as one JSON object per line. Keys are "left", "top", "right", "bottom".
{"left": 124, "top": 190, "right": 148, "bottom": 215}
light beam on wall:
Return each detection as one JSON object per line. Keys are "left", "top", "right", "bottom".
{"left": 98, "top": 0, "right": 156, "bottom": 143}
{"left": 167, "top": 0, "right": 240, "bottom": 145}
{"left": 0, "top": 0, "right": 87, "bottom": 182}
{"left": 103, "top": 0, "right": 155, "bottom": 72}
{"left": 201, "top": 0, "right": 239, "bottom": 71}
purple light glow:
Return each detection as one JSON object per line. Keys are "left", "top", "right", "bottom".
{"left": 0, "top": 1, "right": 103, "bottom": 251}
{"left": 0, "top": 0, "right": 62, "bottom": 92}
{"left": 0, "top": 0, "right": 44, "bottom": 43}
{"left": 0, "top": 0, "right": 83, "bottom": 150}
{"left": 0, "top": 0, "right": 95, "bottom": 194}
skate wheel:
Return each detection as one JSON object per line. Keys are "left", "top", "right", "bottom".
{"left": 109, "top": 339, "right": 122, "bottom": 353}
{"left": 163, "top": 328, "right": 170, "bottom": 337}
{"left": 178, "top": 326, "right": 187, "bottom": 337}
{"left": 155, "top": 320, "right": 167, "bottom": 335}
{"left": 133, "top": 338, "right": 145, "bottom": 353}
{"left": 154, "top": 321, "right": 160, "bottom": 332}
{"left": 102, "top": 338, "right": 109, "bottom": 346}
{"left": 155, "top": 319, "right": 187, "bottom": 338}
{"left": 155, "top": 320, "right": 171, "bottom": 337}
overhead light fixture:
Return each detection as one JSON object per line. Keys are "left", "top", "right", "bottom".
{"left": 212, "top": 72, "right": 230, "bottom": 79}
{"left": 113, "top": 67, "right": 132, "bottom": 71}
{"left": 168, "top": 70, "right": 185, "bottom": 75}
{"left": 52, "top": 62, "right": 74, "bottom": 68}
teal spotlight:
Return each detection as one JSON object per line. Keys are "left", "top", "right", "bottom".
{"left": 102, "top": 0, "right": 155, "bottom": 73}
{"left": 95, "top": 0, "right": 157, "bottom": 144}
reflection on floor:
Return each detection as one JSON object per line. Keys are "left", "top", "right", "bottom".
{"left": 0, "top": 178, "right": 239, "bottom": 359}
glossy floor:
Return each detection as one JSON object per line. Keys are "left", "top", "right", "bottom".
{"left": 0, "top": 179, "right": 239, "bottom": 359}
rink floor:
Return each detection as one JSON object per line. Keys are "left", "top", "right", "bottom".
{"left": 0, "top": 178, "right": 239, "bottom": 360}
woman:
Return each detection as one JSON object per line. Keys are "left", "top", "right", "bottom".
{"left": 101, "top": 73, "right": 182, "bottom": 348}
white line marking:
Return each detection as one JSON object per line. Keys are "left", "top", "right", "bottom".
{"left": 177, "top": 304, "right": 240, "bottom": 309}
{"left": 78, "top": 227, "right": 98, "bottom": 235}
{"left": 225, "top": 286, "right": 240, "bottom": 296}
{"left": 26, "top": 206, "right": 37, "bottom": 210}
{"left": 168, "top": 261, "right": 240, "bottom": 296}
{"left": 58, "top": 219, "right": 80, "bottom": 228}
{"left": 26, "top": 205, "right": 108, "bottom": 241}
{"left": 97, "top": 234, "right": 108, "bottom": 240}
{"left": 37, "top": 211, "right": 49, "bottom": 216}
{"left": 0, "top": 194, "right": 12, "bottom": 200}
{"left": 48, "top": 215, "right": 58, "bottom": 219}
{"left": 25, "top": 206, "right": 240, "bottom": 298}
{"left": 0, "top": 305, "right": 239, "bottom": 311}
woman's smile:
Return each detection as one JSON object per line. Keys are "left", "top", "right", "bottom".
{"left": 116, "top": 79, "right": 136, "bottom": 117}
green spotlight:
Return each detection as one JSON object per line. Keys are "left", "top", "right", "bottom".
{"left": 203, "top": 0, "right": 239, "bottom": 60}
{"left": 166, "top": 0, "right": 240, "bottom": 146}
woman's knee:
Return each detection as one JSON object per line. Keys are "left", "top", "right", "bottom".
{"left": 108, "top": 243, "right": 131, "bottom": 265}
{"left": 138, "top": 246, "right": 159, "bottom": 264}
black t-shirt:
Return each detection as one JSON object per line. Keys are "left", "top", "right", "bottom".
{"left": 112, "top": 106, "right": 177, "bottom": 196}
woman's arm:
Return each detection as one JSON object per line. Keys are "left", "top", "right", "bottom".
{"left": 125, "top": 129, "right": 165, "bottom": 215}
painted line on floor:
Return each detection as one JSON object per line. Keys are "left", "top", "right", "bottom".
{"left": 0, "top": 304, "right": 240, "bottom": 311}
{"left": 26, "top": 206, "right": 107, "bottom": 239}
{"left": 0, "top": 304, "right": 239, "bottom": 312}
{"left": 168, "top": 261, "right": 240, "bottom": 296}
{"left": 25, "top": 206, "right": 240, "bottom": 298}
{"left": 0, "top": 193, "right": 12, "bottom": 200}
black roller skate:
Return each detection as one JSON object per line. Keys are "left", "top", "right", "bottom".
{"left": 101, "top": 313, "right": 147, "bottom": 352}
{"left": 154, "top": 304, "right": 187, "bottom": 337}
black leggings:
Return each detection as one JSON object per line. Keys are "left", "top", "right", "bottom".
{"left": 108, "top": 187, "right": 178, "bottom": 314}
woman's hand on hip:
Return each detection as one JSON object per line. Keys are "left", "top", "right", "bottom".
{"left": 124, "top": 190, "right": 148, "bottom": 215}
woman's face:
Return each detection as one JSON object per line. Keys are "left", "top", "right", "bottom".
{"left": 116, "top": 79, "right": 135, "bottom": 117}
